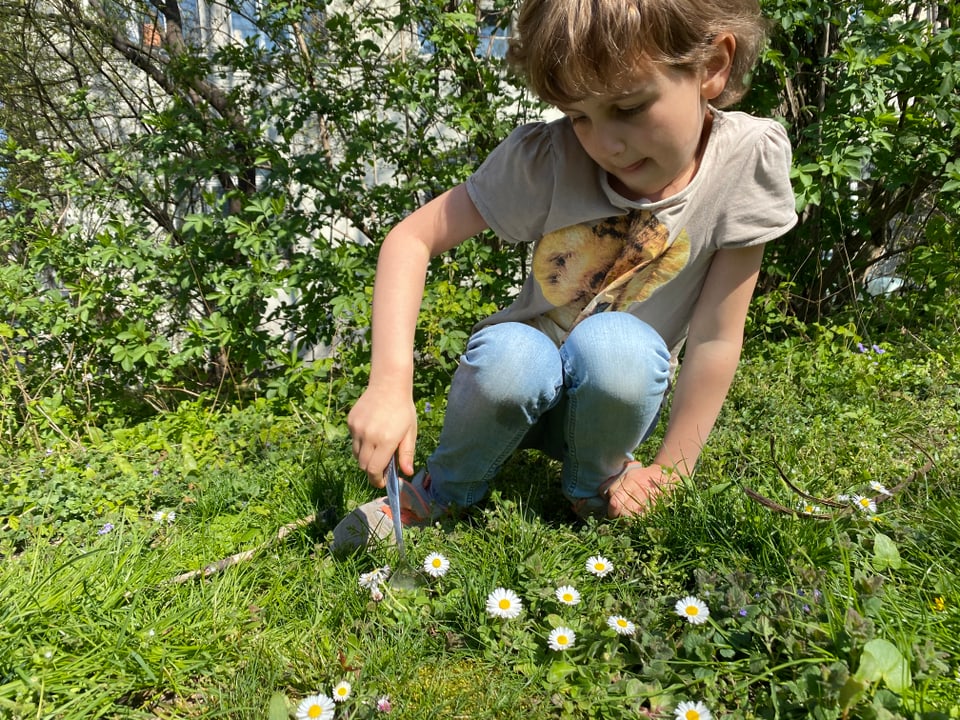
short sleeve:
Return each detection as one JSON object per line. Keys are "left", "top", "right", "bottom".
{"left": 713, "top": 121, "right": 798, "bottom": 249}
{"left": 465, "top": 123, "right": 558, "bottom": 244}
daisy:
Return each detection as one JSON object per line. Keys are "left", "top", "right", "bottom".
{"left": 674, "top": 699, "right": 712, "bottom": 720}
{"left": 606, "top": 615, "right": 636, "bottom": 636}
{"left": 586, "top": 555, "right": 613, "bottom": 577}
{"left": 422, "top": 552, "right": 450, "bottom": 578}
{"left": 547, "top": 626, "right": 576, "bottom": 651}
{"left": 296, "top": 693, "right": 335, "bottom": 720}
{"left": 359, "top": 566, "right": 391, "bottom": 590}
{"left": 332, "top": 680, "right": 352, "bottom": 703}
{"left": 486, "top": 587, "right": 523, "bottom": 619}
{"left": 797, "top": 501, "right": 821, "bottom": 515}
{"left": 869, "top": 481, "right": 892, "bottom": 496}
{"left": 376, "top": 695, "right": 392, "bottom": 713}
{"left": 152, "top": 510, "right": 176, "bottom": 524}
{"left": 675, "top": 596, "right": 710, "bottom": 625}
{"left": 555, "top": 585, "right": 581, "bottom": 606}
{"left": 852, "top": 494, "right": 877, "bottom": 513}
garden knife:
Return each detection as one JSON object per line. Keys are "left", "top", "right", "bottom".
{"left": 385, "top": 454, "right": 406, "bottom": 559}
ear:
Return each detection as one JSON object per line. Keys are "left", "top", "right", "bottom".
{"left": 701, "top": 32, "right": 736, "bottom": 101}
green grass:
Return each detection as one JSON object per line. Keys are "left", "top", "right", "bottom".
{"left": 2, "top": 327, "right": 959, "bottom": 719}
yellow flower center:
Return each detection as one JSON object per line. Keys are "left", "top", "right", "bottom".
{"left": 859, "top": 498, "right": 870, "bottom": 507}
{"left": 557, "top": 635, "right": 568, "bottom": 645}
{"left": 617, "top": 619, "right": 628, "bottom": 628}
{"left": 685, "top": 606, "right": 699, "bottom": 616}
{"left": 594, "top": 564, "right": 605, "bottom": 572}
{"left": 308, "top": 705, "right": 322, "bottom": 718}
{"left": 684, "top": 711, "right": 700, "bottom": 720}
{"left": 499, "top": 598, "right": 511, "bottom": 610}
{"left": 562, "top": 593, "right": 573, "bottom": 602}
{"left": 431, "top": 558, "right": 442, "bottom": 568}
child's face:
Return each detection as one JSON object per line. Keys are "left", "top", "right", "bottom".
{"left": 557, "top": 61, "right": 715, "bottom": 203}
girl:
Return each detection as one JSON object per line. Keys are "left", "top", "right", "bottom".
{"left": 333, "top": 0, "right": 796, "bottom": 551}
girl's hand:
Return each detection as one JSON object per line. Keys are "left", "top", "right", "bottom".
{"left": 347, "top": 385, "right": 418, "bottom": 488}
{"left": 600, "top": 462, "right": 679, "bottom": 518}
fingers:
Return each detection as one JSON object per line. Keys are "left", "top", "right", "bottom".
{"left": 606, "top": 466, "right": 678, "bottom": 518}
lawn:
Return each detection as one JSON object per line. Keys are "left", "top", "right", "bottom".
{"left": 1, "top": 324, "right": 958, "bottom": 719}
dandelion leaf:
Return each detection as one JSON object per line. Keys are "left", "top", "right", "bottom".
{"left": 854, "top": 638, "right": 912, "bottom": 694}
{"left": 872, "top": 533, "right": 902, "bottom": 571}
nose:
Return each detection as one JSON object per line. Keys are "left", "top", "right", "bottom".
{"left": 591, "top": 119, "right": 626, "bottom": 157}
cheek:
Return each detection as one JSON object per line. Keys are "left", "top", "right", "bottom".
{"left": 572, "top": 126, "right": 602, "bottom": 163}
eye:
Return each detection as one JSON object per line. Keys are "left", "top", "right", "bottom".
{"left": 617, "top": 102, "right": 649, "bottom": 117}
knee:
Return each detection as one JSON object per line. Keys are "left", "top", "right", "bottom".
{"left": 459, "top": 323, "right": 562, "bottom": 408}
{"left": 561, "top": 313, "right": 670, "bottom": 399}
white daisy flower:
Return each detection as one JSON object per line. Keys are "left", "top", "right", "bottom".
{"left": 555, "top": 585, "right": 581, "bottom": 606}
{"left": 852, "top": 494, "right": 877, "bottom": 513}
{"left": 485, "top": 587, "right": 523, "bottom": 619}
{"left": 547, "top": 626, "right": 576, "bottom": 651}
{"left": 836, "top": 493, "right": 851, "bottom": 502}
{"left": 359, "top": 565, "right": 391, "bottom": 590}
{"left": 797, "top": 501, "right": 821, "bottom": 515}
{"left": 586, "top": 555, "right": 613, "bottom": 577}
{"left": 332, "top": 680, "right": 352, "bottom": 703}
{"left": 869, "top": 481, "right": 892, "bottom": 496}
{"left": 296, "top": 693, "right": 335, "bottom": 720}
{"left": 423, "top": 552, "right": 450, "bottom": 578}
{"left": 606, "top": 615, "right": 636, "bottom": 636}
{"left": 674, "top": 699, "right": 712, "bottom": 720}
{"left": 152, "top": 510, "right": 176, "bottom": 524}
{"left": 675, "top": 596, "right": 710, "bottom": 625}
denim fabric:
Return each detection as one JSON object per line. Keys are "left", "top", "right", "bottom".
{"left": 424, "top": 312, "right": 671, "bottom": 515}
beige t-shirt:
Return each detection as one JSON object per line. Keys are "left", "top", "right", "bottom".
{"left": 465, "top": 109, "right": 798, "bottom": 362}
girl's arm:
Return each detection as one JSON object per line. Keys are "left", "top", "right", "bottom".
{"left": 605, "top": 243, "right": 764, "bottom": 517}
{"left": 348, "top": 184, "right": 489, "bottom": 486}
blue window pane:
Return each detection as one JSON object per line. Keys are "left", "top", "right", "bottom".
{"left": 478, "top": 9, "right": 508, "bottom": 59}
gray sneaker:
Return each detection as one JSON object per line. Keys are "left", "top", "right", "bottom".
{"left": 331, "top": 470, "right": 444, "bottom": 553}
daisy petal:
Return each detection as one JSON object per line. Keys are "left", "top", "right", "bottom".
{"left": 674, "top": 595, "right": 710, "bottom": 625}
{"left": 486, "top": 587, "right": 523, "bottom": 619}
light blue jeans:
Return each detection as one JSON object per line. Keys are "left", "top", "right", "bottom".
{"left": 422, "top": 312, "right": 671, "bottom": 518}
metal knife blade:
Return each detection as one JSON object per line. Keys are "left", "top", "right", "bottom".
{"left": 385, "top": 454, "right": 406, "bottom": 558}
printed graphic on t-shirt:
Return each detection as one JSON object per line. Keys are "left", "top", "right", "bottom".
{"left": 532, "top": 209, "right": 690, "bottom": 333}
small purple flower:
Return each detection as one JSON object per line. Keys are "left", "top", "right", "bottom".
{"left": 98, "top": 523, "right": 114, "bottom": 535}
{"left": 856, "top": 342, "right": 867, "bottom": 353}
{"left": 152, "top": 468, "right": 160, "bottom": 476}
{"left": 376, "top": 695, "right": 392, "bottom": 713}
{"left": 424, "top": 401, "right": 433, "bottom": 414}
{"left": 738, "top": 608, "right": 748, "bottom": 617}
{"left": 803, "top": 604, "right": 811, "bottom": 613}
{"left": 872, "top": 344, "right": 885, "bottom": 354}
{"left": 813, "top": 589, "right": 822, "bottom": 600}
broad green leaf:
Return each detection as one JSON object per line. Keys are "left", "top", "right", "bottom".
{"left": 268, "top": 692, "right": 289, "bottom": 720}
{"left": 854, "top": 638, "right": 912, "bottom": 694}
{"left": 546, "top": 660, "right": 576, "bottom": 684}
{"left": 872, "top": 533, "right": 902, "bottom": 571}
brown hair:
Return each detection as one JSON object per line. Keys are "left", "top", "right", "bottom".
{"left": 506, "top": 0, "right": 768, "bottom": 108}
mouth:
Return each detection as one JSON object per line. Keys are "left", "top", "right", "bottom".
{"left": 617, "top": 158, "right": 647, "bottom": 173}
